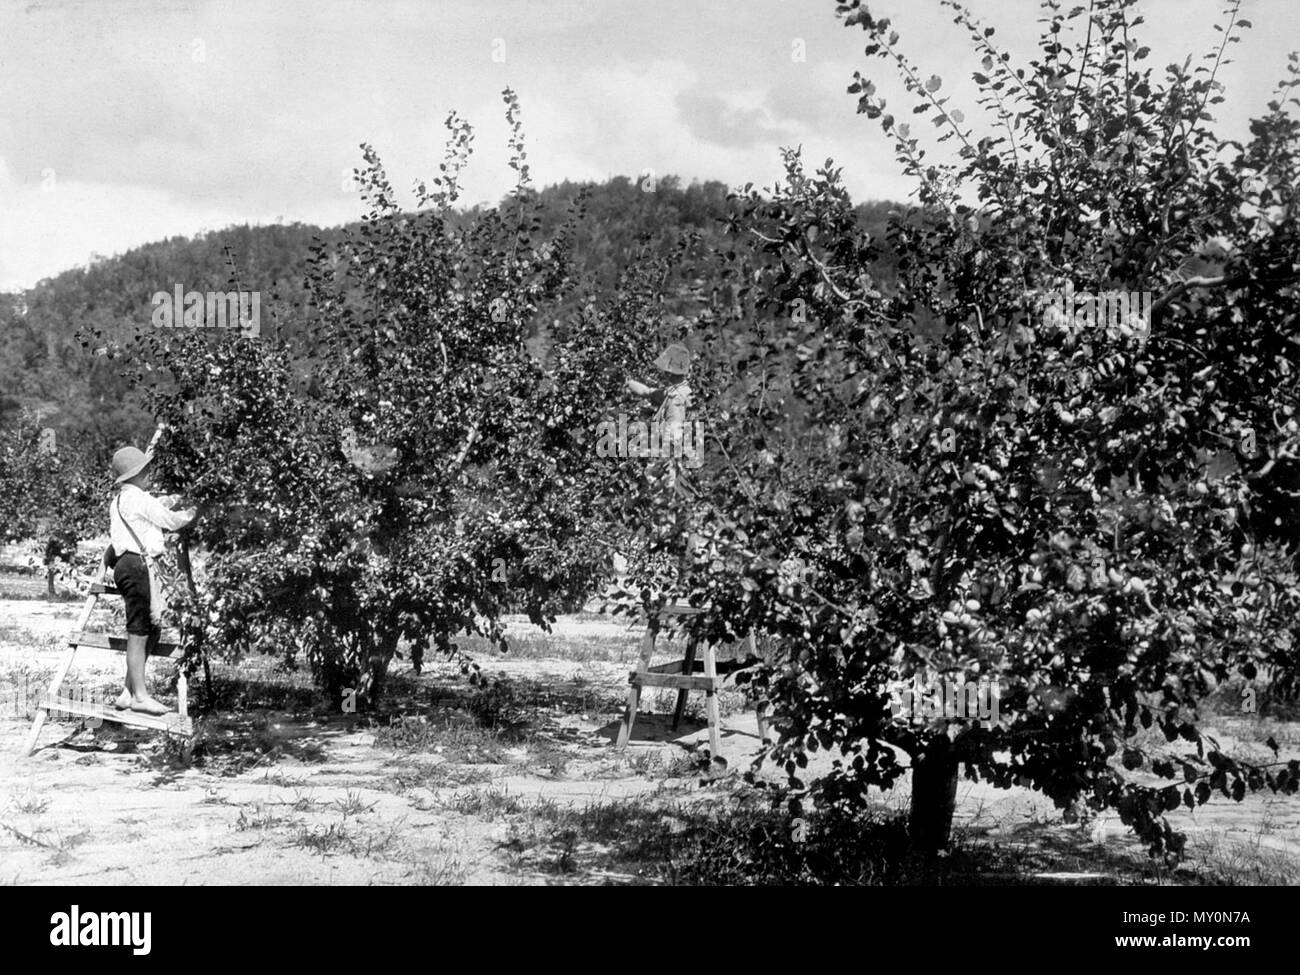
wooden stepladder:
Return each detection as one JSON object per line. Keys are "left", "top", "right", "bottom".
{"left": 22, "top": 577, "right": 194, "bottom": 758}
{"left": 616, "top": 603, "right": 768, "bottom": 756}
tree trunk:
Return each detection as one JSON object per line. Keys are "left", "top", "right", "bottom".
{"left": 47, "top": 565, "right": 55, "bottom": 600}
{"left": 361, "top": 632, "right": 399, "bottom": 709}
{"left": 365, "top": 652, "right": 390, "bottom": 708}
{"left": 909, "top": 733, "right": 959, "bottom": 856}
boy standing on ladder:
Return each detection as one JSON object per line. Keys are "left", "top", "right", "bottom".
{"left": 625, "top": 341, "right": 702, "bottom": 580}
{"left": 108, "top": 444, "right": 196, "bottom": 715}
{"left": 625, "top": 342, "right": 694, "bottom": 491}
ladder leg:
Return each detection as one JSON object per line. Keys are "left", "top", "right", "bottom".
{"left": 23, "top": 644, "right": 79, "bottom": 757}
{"left": 704, "top": 642, "right": 721, "bottom": 756}
{"left": 617, "top": 618, "right": 658, "bottom": 750}
{"left": 671, "top": 635, "right": 699, "bottom": 730}
{"left": 24, "top": 592, "right": 100, "bottom": 757}
{"left": 744, "top": 634, "right": 770, "bottom": 741}
{"left": 616, "top": 682, "right": 641, "bottom": 750}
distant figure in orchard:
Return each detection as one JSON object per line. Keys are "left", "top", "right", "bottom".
{"left": 106, "top": 445, "right": 196, "bottom": 715}
{"left": 624, "top": 342, "right": 695, "bottom": 492}
{"left": 625, "top": 340, "right": 705, "bottom": 583}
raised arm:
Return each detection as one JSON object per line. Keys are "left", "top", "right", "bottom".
{"left": 138, "top": 492, "right": 197, "bottom": 532}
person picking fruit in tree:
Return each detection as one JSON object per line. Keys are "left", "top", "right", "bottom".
{"left": 625, "top": 341, "right": 694, "bottom": 493}
{"left": 106, "top": 443, "right": 196, "bottom": 715}
{"left": 626, "top": 340, "right": 704, "bottom": 583}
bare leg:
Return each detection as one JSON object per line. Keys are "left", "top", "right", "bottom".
{"left": 117, "top": 635, "right": 143, "bottom": 708}
{"left": 126, "top": 632, "right": 168, "bottom": 715}
{"left": 125, "top": 634, "right": 148, "bottom": 701}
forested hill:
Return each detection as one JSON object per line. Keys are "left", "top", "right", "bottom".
{"left": 0, "top": 176, "right": 899, "bottom": 448}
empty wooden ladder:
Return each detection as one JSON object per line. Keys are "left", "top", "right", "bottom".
{"left": 616, "top": 603, "right": 768, "bottom": 756}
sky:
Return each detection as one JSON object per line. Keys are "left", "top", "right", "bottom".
{"left": 0, "top": 0, "right": 1295, "bottom": 290}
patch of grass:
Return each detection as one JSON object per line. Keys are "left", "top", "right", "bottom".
{"left": 233, "top": 803, "right": 299, "bottom": 832}
{"left": 0, "top": 623, "right": 49, "bottom": 644}
{"left": 468, "top": 678, "right": 523, "bottom": 731}
{"left": 294, "top": 821, "right": 403, "bottom": 858}
{"left": 1192, "top": 825, "right": 1300, "bottom": 885}
{"left": 351, "top": 824, "right": 402, "bottom": 858}
{"left": 333, "top": 790, "right": 378, "bottom": 817}
{"left": 373, "top": 714, "right": 442, "bottom": 750}
{"left": 262, "top": 769, "right": 309, "bottom": 789}
{"left": 288, "top": 790, "right": 325, "bottom": 813}
{"left": 9, "top": 794, "right": 51, "bottom": 815}
{"left": 382, "top": 760, "right": 497, "bottom": 793}
{"left": 437, "top": 726, "right": 511, "bottom": 764}
{"left": 525, "top": 742, "right": 571, "bottom": 777}
{"left": 1201, "top": 677, "right": 1300, "bottom": 725}
{"left": 295, "top": 822, "right": 353, "bottom": 855}
{"left": 45, "top": 829, "right": 92, "bottom": 868}
{"left": 202, "top": 668, "right": 325, "bottom": 714}
{"left": 372, "top": 711, "right": 512, "bottom": 762}
{"left": 623, "top": 749, "right": 700, "bottom": 779}
{"left": 407, "top": 851, "right": 467, "bottom": 885}
{"left": 491, "top": 789, "right": 1166, "bottom": 886}
{"left": 0, "top": 821, "right": 90, "bottom": 868}
{"left": 182, "top": 717, "right": 329, "bottom": 776}
{"left": 459, "top": 628, "right": 638, "bottom": 664}
{"left": 437, "top": 787, "right": 525, "bottom": 821}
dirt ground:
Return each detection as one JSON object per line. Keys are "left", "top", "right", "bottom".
{"left": 2, "top": 587, "right": 1298, "bottom": 885}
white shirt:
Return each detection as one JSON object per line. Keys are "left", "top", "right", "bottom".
{"left": 110, "top": 484, "right": 191, "bottom": 557}
{"left": 653, "top": 380, "right": 692, "bottom": 444}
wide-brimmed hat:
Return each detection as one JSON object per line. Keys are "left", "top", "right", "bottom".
{"left": 653, "top": 343, "right": 690, "bottom": 377}
{"left": 111, "top": 445, "right": 153, "bottom": 484}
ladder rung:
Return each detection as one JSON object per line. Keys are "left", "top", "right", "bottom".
{"left": 653, "top": 604, "right": 708, "bottom": 617}
{"left": 647, "top": 660, "right": 686, "bottom": 675}
{"left": 629, "top": 672, "right": 721, "bottom": 691}
{"left": 89, "top": 583, "right": 121, "bottom": 595}
{"left": 40, "top": 696, "right": 191, "bottom": 733}
{"left": 70, "top": 631, "right": 182, "bottom": 656}
{"left": 646, "top": 657, "right": 760, "bottom": 676}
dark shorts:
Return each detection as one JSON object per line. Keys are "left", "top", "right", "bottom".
{"left": 113, "top": 552, "right": 156, "bottom": 637}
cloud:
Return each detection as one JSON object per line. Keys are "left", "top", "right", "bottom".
{"left": 1, "top": 0, "right": 1289, "bottom": 288}
{"left": 675, "top": 88, "right": 793, "bottom": 149}
{"left": 0, "top": 153, "right": 358, "bottom": 290}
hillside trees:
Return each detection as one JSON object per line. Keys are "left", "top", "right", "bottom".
{"left": 120, "top": 91, "right": 670, "bottom": 704}
{"left": 0, "top": 413, "right": 107, "bottom": 593}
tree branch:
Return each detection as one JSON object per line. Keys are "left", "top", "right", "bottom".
{"left": 1150, "top": 270, "right": 1300, "bottom": 316}
{"left": 450, "top": 415, "right": 482, "bottom": 470}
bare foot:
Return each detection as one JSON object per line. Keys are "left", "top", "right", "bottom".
{"left": 114, "top": 690, "right": 131, "bottom": 710}
{"left": 128, "top": 697, "right": 171, "bottom": 716}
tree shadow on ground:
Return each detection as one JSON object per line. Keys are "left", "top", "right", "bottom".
{"left": 966, "top": 819, "right": 1220, "bottom": 886}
